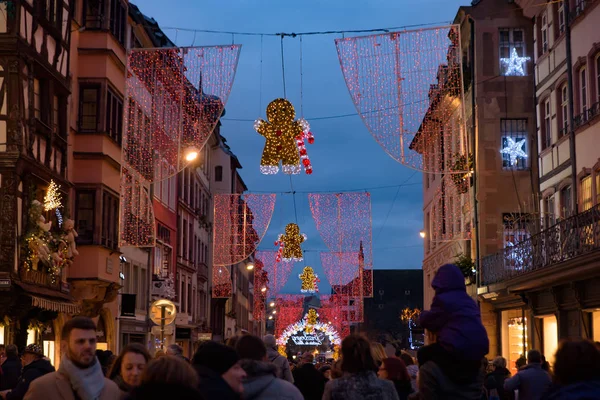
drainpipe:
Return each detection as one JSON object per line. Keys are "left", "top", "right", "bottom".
{"left": 564, "top": 0, "right": 578, "bottom": 214}
{"left": 468, "top": 16, "right": 481, "bottom": 287}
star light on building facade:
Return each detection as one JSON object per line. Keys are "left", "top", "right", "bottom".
{"left": 500, "top": 48, "right": 531, "bottom": 76}
{"left": 500, "top": 137, "right": 528, "bottom": 166}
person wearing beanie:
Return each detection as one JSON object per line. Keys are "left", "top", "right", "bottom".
{"left": 192, "top": 341, "right": 246, "bottom": 400}
{"left": 236, "top": 335, "right": 303, "bottom": 400}
{"left": 263, "top": 334, "right": 293, "bottom": 383}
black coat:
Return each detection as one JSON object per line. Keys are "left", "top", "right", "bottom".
{"left": 0, "top": 357, "right": 22, "bottom": 391}
{"left": 391, "top": 379, "right": 413, "bottom": 400}
{"left": 196, "top": 365, "right": 241, "bottom": 400}
{"left": 292, "top": 363, "right": 327, "bottom": 400}
{"left": 6, "top": 358, "right": 54, "bottom": 400}
{"left": 484, "top": 367, "right": 513, "bottom": 400}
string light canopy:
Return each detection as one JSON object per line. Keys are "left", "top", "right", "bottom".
{"left": 212, "top": 194, "right": 276, "bottom": 298}
{"left": 308, "top": 192, "right": 373, "bottom": 297}
{"left": 276, "top": 223, "right": 307, "bottom": 262}
{"left": 254, "top": 99, "right": 314, "bottom": 175}
{"left": 119, "top": 168, "right": 155, "bottom": 247}
{"left": 335, "top": 25, "right": 469, "bottom": 174}
{"left": 298, "top": 266, "right": 320, "bottom": 293}
{"left": 257, "top": 250, "right": 295, "bottom": 296}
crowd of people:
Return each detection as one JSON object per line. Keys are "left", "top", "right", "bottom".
{"left": 0, "top": 264, "right": 600, "bottom": 399}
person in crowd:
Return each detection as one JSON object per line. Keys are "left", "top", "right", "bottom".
{"left": 192, "top": 340, "right": 246, "bottom": 400}
{"left": 0, "top": 345, "right": 54, "bottom": 400}
{"left": 542, "top": 339, "right": 600, "bottom": 399}
{"left": 418, "top": 264, "right": 489, "bottom": 386}
{"left": 165, "top": 344, "right": 188, "bottom": 362}
{"left": 23, "top": 317, "right": 121, "bottom": 400}
{"left": 398, "top": 352, "right": 419, "bottom": 393}
{"left": 95, "top": 350, "right": 115, "bottom": 377}
{"left": 484, "top": 356, "right": 512, "bottom": 400}
{"left": 371, "top": 343, "right": 387, "bottom": 367}
{"left": 379, "top": 357, "right": 413, "bottom": 400}
{"left": 541, "top": 355, "right": 551, "bottom": 375}
{"left": 0, "top": 345, "right": 21, "bottom": 391}
{"left": 322, "top": 335, "right": 399, "bottom": 400}
{"left": 127, "top": 356, "right": 203, "bottom": 400}
{"left": 263, "top": 334, "right": 293, "bottom": 383}
{"left": 235, "top": 334, "right": 303, "bottom": 400}
{"left": 504, "top": 349, "right": 551, "bottom": 400}
{"left": 226, "top": 336, "right": 240, "bottom": 349}
{"left": 515, "top": 355, "right": 527, "bottom": 370}
{"left": 292, "top": 352, "right": 327, "bottom": 400}
{"left": 319, "top": 365, "right": 332, "bottom": 380}
{"left": 108, "top": 343, "right": 151, "bottom": 395}
{"left": 153, "top": 350, "right": 165, "bottom": 359}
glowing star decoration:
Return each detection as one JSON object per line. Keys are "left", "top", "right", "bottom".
{"left": 500, "top": 137, "right": 528, "bottom": 166}
{"left": 299, "top": 266, "right": 320, "bottom": 293}
{"left": 500, "top": 48, "right": 531, "bottom": 77}
{"left": 276, "top": 223, "right": 307, "bottom": 262}
{"left": 43, "top": 180, "right": 62, "bottom": 212}
{"left": 254, "top": 99, "right": 314, "bottom": 175}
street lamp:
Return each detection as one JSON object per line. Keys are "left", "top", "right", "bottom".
{"left": 272, "top": 310, "right": 276, "bottom": 314}
{"left": 246, "top": 263, "right": 254, "bottom": 271}
{"left": 184, "top": 147, "right": 199, "bottom": 162}
{"left": 419, "top": 230, "right": 426, "bottom": 239}
{"left": 268, "top": 316, "right": 273, "bottom": 320}
{"left": 269, "top": 302, "right": 275, "bottom": 307}
{"left": 261, "top": 287, "right": 267, "bottom": 292}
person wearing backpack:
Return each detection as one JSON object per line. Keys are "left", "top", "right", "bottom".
{"left": 262, "top": 335, "right": 293, "bottom": 383}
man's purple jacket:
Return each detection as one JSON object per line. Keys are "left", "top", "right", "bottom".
{"left": 420, "top": 264, "right": 489, "bottom": 361}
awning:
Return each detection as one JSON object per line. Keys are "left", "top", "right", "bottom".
{"left": 31, "top": 296, "right": 81, "bottom": 314}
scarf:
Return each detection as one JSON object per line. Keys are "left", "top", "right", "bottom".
{"left": 58, "top": 356, "right": 105, "bottom": 400}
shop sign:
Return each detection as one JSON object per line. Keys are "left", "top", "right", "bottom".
{"left": 197, "top": 333, "right": 212, "bottom": 341}
{"left": 0, "top": 277, "right": 11, "bottom": 288}
{"left": 290, "top": 332, "right": 324, "bottom": 346}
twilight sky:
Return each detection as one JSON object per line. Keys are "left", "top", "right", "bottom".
{"left": 140, "top": 0, "right": 466, "bottom": 292}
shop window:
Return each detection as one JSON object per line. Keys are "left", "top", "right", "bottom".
{"left": 502, "top": 312, "right": 528, "bottom": 375}
{"left": 581, "top": 175, "right": 592, "bottom": 211}
{"left": 542, "top": 315, "right": 558, "bottom": 366}
{"left": 499, "top": 28, "right": 528, "bottom": 76}
{"left": 501, "top": 119, "right": 529, "bottom": 170}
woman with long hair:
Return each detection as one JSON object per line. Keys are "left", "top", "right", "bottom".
{"left": 108, "top": 344, "right": 151, "bottom": 396}
{"left": 322, "top": 335, "right": 399, "bottom": 400}
{"left": 379, "top": 357, "right": 413, "bottom": 400}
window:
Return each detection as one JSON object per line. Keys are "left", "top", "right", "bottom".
{"left": 501, "top": 119, "right": 528, "bottom": 170}
{"left": 596, "top": 55, "right": 600, "bottom": 103}
{"left": 499, "top": 28, "right": 528, "bottom": 76}
{"left": 76, "top": 191, "right": 95, "bottom": 244}
{"left": 188, "top": 280, "right": 192, "bottom": 316}
{"left": 101, "top": 191, "right": 119, "bottom": 249}
{"left": 575, "top": 0, "right": 586, "bottom": 15}
{"left": 106, "top": 88, "right": 123, "bottom": 144}
{"left": 215, "top": 166, "right": 223, "bottom": 182}
{"left": 558, "top": 2, "right": 565, "bottom": 35}
{"left": 42, "top": 0, "right": 62, "bottom": 28}
{"left": 580, "top": 68, "right": 588, "bottom": 114}
{"left": 83, "top": 0, "right": 104, "bottom": 29}
{"left": 561, "top": 185, "right": 573, "bottom": 218}
{"left": 581, "top": 175, "right": 592, "bottom": 211}
{"left": 541, "top": 14, "right": 548, "bottom": 53}
{"left": 33, "top": 79, "right": 50, "bottom": 124}
{"left": 544, "top": 195, "right": 556, "bottom": 228}
{"left": 543, "top": 99, "right": 551, "bottom": 149}
{"left": 109, "top": 0, "right": 126, "bottom": 45}
{"left": 560, "top": 85, "right": 569, "bottom": 137}
{"left": 503, "top": 213, "right": 530, "bottom": 248}
{"left": 34, "top": 79, "right": 41, "bottom": 120}
{"left": 79, "top": 85, "right": 100, "bottom": 132}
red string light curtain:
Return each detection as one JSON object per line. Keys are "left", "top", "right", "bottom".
{"left": 275, "top": 295, "right": 304, "bottom": 338}
{"left": 255, "top": 250, "right": 295, "bottom": 296}
{"left": 430, "top": 174, "right": 472, "bottom": 243}
{"left": 319, "top": 295, "right": 351, "bottom": 339}
{"left": 124, "top": 45, "right": 241, "bottom": 184}
{"left": 308, "top": 192, "right": 373, "bottom": 297}
{"left": 335, "top": 25, "right": 468, "bottom": 173}
{"left": 253, "top": 259, "right": 269, "bottom": 321}
{"left": 212, "top": 194, "right": 276, "bottom": 298}
{"left": 119, "top": 168, "right": 155, "bottom": 247}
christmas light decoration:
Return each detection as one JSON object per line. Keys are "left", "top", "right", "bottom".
{"left": 276, "top": 223, "right": 307, "bottom": 262}
{"left": 500, "top": 137, "right": 528, "bottom": 166}
{"left": 335, "top": 25, "right": 468, "bottom": 173}
{"left": 430, "top": 174, "right": 472, "bottom": 243}
{"left": 320, "top": 295, "right": 351, "bottom": 339}
{"left": 252, "top": 259, "right": 269, "bottom": 321}
{"left": 43, "top": 180, "right": 62, "bottom": 212}
{"left": 305, "top": 309, "right": 318, "bottom": 328}
{"left": 255, "top": 99, "right": 314, "bottom": 175}
{"left": 256, "top": 250, "right": 295, "bottom": 296}
{"left": 299, "top": 266, "right": 320, "bottom": 293}
{"left": 308, "top": 192, "right": 373, "bottom": 297}
{"left": 277, "top": 317, "right": 341, "bottom": 352}
{"left": 212, "top": 194, "right": 276, "bottom": 297}
{"left": 500, "top": 48, "right": 530, "bottom": 77}
{"left": 119, "top": 168, "right": 155, "bottom": 247}
{"left": 275, "top": 295, "right": 305, "bottom": 338}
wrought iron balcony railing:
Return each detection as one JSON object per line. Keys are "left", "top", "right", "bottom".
{"left": 481, "top": 203, "right": 600, "bottom": 286}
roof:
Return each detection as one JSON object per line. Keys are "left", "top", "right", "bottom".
{"left": 128, "top": 2, "right": 176, "bottom": 48}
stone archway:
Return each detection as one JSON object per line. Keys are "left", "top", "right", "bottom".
{"left": 53, "top": 313, "right": 70, "bottom": 367}
{"left": 98, "top": 308, "right": 116, "bottom": 352}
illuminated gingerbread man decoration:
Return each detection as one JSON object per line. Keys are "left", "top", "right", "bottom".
{"left": 299, "top": 266, "right": 320, "bottom": 293}
{"left": 254, "top": 99, "right": 314, "bottom": 175}
{"left": 276, "top": 223, "right": 307, "bottom": 262}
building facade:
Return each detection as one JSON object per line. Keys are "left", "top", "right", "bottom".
{"left": 477, "top": 0, "right": 600, "bottom": 373}
{"left": 419, "top": 0, "right": 539, "bottom": 362}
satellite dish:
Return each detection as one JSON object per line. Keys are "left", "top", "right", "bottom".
{"left": 150, "top": 299, "right": 176, "bottom": 326}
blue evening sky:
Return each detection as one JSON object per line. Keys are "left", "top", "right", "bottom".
{"left": 139, "top": 0, "right": 466, "bottom": 293}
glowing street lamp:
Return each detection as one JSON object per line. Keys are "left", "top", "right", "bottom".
{"left": 184, "top": 147, "right": 199, "bottom": 162}
{"left": 269, "top": 302, "right": 275, "bottom": 307}
{"left": 419, "top": 230, "right": 426, "bottom": 239}
{"left": 246, "top": 263, "right": 254, "bottom": 271}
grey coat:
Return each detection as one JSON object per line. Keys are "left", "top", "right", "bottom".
{"left": 241, "top": 360, "right": 303, "bottom": 400}
{"left": 266, "top": 348, "right": 294, "bottom": 383}
{"left": 504, "top": 363, "right": 551, "bottom": 400}
{"left": 322, "top": 371, "right": 400, "bottom": 400}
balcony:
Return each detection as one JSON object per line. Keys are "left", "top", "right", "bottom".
{"left": 573, "top": 102, "right": 600, "bottom": 130}
{"left": 481, "top": 203, "right": 600, "bottom": 286}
